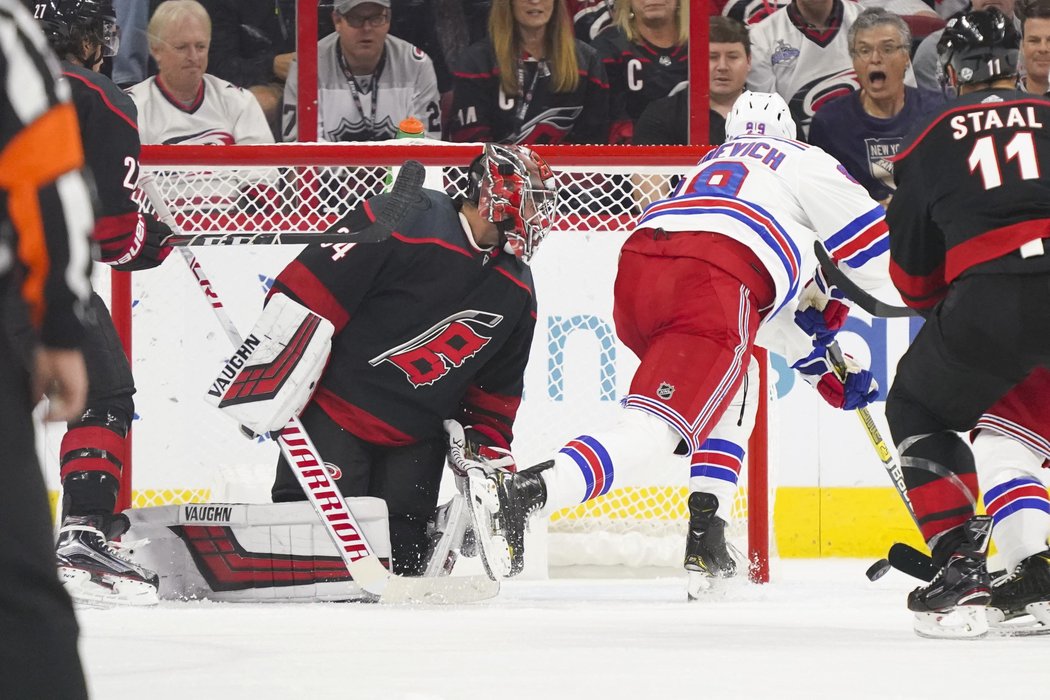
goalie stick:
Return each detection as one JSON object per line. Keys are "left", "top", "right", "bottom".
{"left": 813, "top": 242, "right": 917, "bottom": 318}
{"left": 155, "top": 160, "right": 427, "bottom": 246}
{"left": 141, "top": 176, "right": 498, "bottom": 605}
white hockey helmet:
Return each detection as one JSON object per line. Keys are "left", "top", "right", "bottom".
{"left": 724, "top": 91, "right": 798, "bottom": 141}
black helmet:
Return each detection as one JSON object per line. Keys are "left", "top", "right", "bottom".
{"left": 33, "top": 0, "right": 119, "bottom": 60}
{"left": 936, "top": 8, "right": 1019, "bottom": 89}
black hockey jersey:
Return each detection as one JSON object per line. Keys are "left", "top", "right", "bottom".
{"left": 271, "top": 189, "right": 537, "bottom": 449}
{"left": 61, "top": 61, "right": 139, "bottom": 218}
{"left": 449, "top": 39, "right": 610, "bottom": 144}
{"left": 591, "top": 26, "right": 688, "bottom": 143}
{"left": 887, "top": 90, "right": 1050, "bottom": 311}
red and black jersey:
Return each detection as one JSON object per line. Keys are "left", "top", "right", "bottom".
{"left": 271, "top": 189, "right": 537, "bottom": 450}
{"left": 449, "top": 38, "right": 610, "bottom": 145}
{"left": 61, "top": 61, "right": 139, "bottom": 218}
{"left": 887, "top": 90, "right": 1050, "bottom": 311}
{"left": 591, "top": 26, "right": 687, "bottom": 143}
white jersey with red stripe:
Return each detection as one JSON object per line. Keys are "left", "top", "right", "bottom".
{"left": 636, "top": 133, "right": 891, "bottom": 357}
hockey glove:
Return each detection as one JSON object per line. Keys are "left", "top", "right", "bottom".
{"left": 93, "top": 212, "right": 173, "bottom": 272}
{"left": 792, "top": 346, "right": 878, "bottom": 410}
{"left": 794, "top": 266, "right": 850, "bottom": 346}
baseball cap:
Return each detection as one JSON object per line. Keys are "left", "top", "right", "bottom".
{"left": 334, "top": 0, "right": 391, "bottom": 13}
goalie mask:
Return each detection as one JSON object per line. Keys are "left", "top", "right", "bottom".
{"left": 34, "top": 0, "right": 120, "bottom": 60}
{"left": 725, "top": 91, "right": 798, "bottom": 141}
{"left": 937, "top": 8, "right": 1019, "bottom": 90}
{"left": 466, "top": 144, "right": 558, "bottom": 263}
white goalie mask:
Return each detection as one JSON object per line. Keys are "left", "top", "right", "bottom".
{"left": 724, "top": 91, "right": 798, "bottom": 141}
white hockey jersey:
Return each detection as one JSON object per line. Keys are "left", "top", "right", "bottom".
{"left": 747, "top": 0, "right": 861, "bottom": 137}
{"left": 283, "top": 32, "right": 441, "bottom": 142}
{"left": 128, "top": 73, "right": 274, "bottom": 145}
{"left": 635, "top": 134, "right": 894, "bottom": 360}
{"left": 129, "top": 74, "right": 275, "bottom": 213}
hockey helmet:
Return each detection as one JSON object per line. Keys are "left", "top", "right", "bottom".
{"left": 937, "top": 8, "right": 1019, "bottom": 89}
{"left": 724, "top": 91, "right": 798, "bottom": 141}
{"left": 466, "top": 144, "right": 558, "bottom": 264}
{"left": 34, "top": 0, "right": 119, "bottom": 59}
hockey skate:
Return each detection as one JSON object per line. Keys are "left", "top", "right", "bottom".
{"left": 908, "top": 516, "right": 992, "bottom": 639}
{"left": 684, "top": 492, "right": 740, "bottom": 600}
{"left": 56, "top": 514, "right": 159, "bottom": 607}
{"left": 465, "top": 461, "right": 551, "bottom": 578}
{"left": 985, "top": 549, "right": 1050, "bottom": 637}
{"left": 423, "top": 494, "right": 473, "bottom": 577}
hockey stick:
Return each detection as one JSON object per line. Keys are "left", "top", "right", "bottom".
{"left": 156, "top": 160, "right": 426, "bottom": 247}
{"left": 813, "top": 242, "right": 917, "bottom": 318}
{"left": 141, "top": 178, "right": 497, "bottom": 604}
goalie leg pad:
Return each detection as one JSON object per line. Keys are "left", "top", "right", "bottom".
{"left": 123, "top": 500, "right": 392, "bottom": 602}
{"left": 205, "top": 293, "right": 333, "bottom": 436}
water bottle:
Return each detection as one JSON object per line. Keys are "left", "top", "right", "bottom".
{"left": 386, "top": 117, "right": 426, "bottom": 189}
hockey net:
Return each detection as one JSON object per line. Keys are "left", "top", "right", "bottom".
{"left": 93, "top": 143, "right": 771, "bottom": 580}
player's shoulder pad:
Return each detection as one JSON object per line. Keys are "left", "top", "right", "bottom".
{"left": 62, "top": 61, "right": 137, "bottom": 124}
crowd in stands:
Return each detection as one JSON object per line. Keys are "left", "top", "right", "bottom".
{"left": 100, "top": 0, "right": 1050, "bottom": 199}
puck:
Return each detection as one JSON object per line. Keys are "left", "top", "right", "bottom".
{"left": 866, "top": 558, "right": 891, "bottom": 581}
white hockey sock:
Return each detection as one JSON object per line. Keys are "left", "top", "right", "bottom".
{"left": 537, "top": 408, "right": 682, "bottom": 517}
{"left": 975, "top": 430, "right": 1050, "bottom": 572}
{"left": 689, "top": 438, "right": 746, "bottom": 523}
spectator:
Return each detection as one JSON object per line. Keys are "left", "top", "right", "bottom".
{"left": 129, "top": 0, "right": 274, "bottom": 144}
{"left": 567, "top": 0, "right": 614, "bottom": 40}
{"left": 809, "top": 8, "right": 944, "bottom": 204}
{"left": 283, "top": 0, "right": 442, "bottom": 141}
{"left": 592, "top": 0, "right": 688, "bottom": 143}
{"left": 723, "top": 0, "right": 788, "bottom": 26}
{"left": 747, "top": 0, "right": 862, "bottom": 138}
{"left": 200, "top": 1, "right": 335, "bottom": 137}
{"left": 390, "top": 0, "right": 493, "bottom": 134}
{"left": 1020, "top": 0, "right": 1050, "bottom": 94}
{"left": 632, "top": 16, "right": 750, "bottom": 146}
{"left": 450, "top": 0, "right": 609, "bottom": 144}
{"left": 112, "top": 0, "right": 158, "bottom": 88}
{"left": 912, "top": 0, "right": 1019, "bottom": 91}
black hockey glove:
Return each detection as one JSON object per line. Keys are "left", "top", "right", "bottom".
{"left": 94, "top": 212, "right": 173, "bottom": 272}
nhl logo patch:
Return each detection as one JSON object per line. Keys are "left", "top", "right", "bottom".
{"left": 960, "top": 67, "right": 973, "bottom": 81}
{"left": 658, "top": 54, "right": 672, "bottom": 67}
{"left": 657, "top": 382, "right": 675, "bottom": 400}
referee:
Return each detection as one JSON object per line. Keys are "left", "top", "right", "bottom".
{"left": 0, "top": 0, "right": 93, "bottom": 696}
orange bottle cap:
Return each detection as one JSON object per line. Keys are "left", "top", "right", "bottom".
{"left": 398, "top": 117, "right": 425, "bottom": 135}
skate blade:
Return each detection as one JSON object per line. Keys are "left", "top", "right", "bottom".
{"left": 60, "top": 567, "right": 159, "bottom": 608}
{"left": 686, "top": 570, "right": 713, "bottom": 601}
{"left": 913, "top": 606, "right": 989, "bottom": 639}
{"left": 464, "top": 469, "right": 512, "bottom": 580}
{"left": 984, "top": 602, "right": 1050, "bottom": 637}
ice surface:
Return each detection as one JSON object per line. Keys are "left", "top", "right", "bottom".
{"left": 77, "top": 560, "right": 1050, "bottom": 699}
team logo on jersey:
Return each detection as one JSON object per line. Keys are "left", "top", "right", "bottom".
{"left": 790, "top": 68, "right": 859, "bottom": 131}
{"left": 658, "top": 55, "right": 672, "bottom": 67}
{"left": 323, "top": 462, "right": 343, "bottom": 481}
{"left": 864, "top": 137, "right": 901, "bottom": 190}
{"left": 369, "top": 310, "right": 504, "bottom": 387}
{"left": 771, "top": 40, "right": 800, "bottom": 67}
{"left": 513, "top": 106, "right": 584, "bottom": 144}
{"left": 657, "top": 382, "right": 675, "bottom": 400}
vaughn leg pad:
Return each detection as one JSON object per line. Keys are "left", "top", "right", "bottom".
{"left": 123, "top": 499, "right": 391, "bottom": 602}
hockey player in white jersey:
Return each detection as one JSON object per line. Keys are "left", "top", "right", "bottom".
{"left": 463, "top": 92, "right": 895, "bottom": 590}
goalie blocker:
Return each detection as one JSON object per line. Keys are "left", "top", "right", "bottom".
{"left": 205, "top": 294, "right": 333, "bottom": 437}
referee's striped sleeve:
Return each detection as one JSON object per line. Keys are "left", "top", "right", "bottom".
{"left": 0, "top": 0, "right": 92, "bottom": 348}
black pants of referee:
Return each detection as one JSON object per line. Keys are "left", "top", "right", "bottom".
{"left": 886, "top": 272, "right": 1050, "bottom": 548}
{"left": 272, "top": 401, "right": 446, "bottom": 576}
{"left": 0, "top": 317, "right": 88, "bottom": 698}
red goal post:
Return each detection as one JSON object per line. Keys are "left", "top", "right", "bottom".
{"left": 123, "top": 142, "right": 770, "bottom": 582}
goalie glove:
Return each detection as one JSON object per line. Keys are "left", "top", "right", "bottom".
{"left": 93, "top": 212, "right": 173, "bottom": 272}
{"left": 794, "top": 265, "right": 850, "bottom": 346}
{"left": 792, "top": 345, "right": 878, "bottom": 410}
